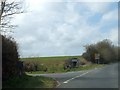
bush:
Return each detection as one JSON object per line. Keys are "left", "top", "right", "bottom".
{"left": 23, "top": 61, "right": 35, "bottom": 72}
{"left": 82, "top": 39, "right": 119, "bottom": 64}
{"left": 23, "top": 61, "right": 47, "bottom": 72}
{"left": 2, "top": 35, "right": 19, "bottom": 80}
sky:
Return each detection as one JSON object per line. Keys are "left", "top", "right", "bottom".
{"left": 11, "top": 0, "right": 118, "bottom": 58}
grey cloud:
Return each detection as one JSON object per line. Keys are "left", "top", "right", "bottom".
{"left": 12, "top": 2, "right": 117, "bottom": 57}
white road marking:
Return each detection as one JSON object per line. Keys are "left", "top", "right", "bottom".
{"left": 56, "top": 81, "right": 61, "bottom": 87}
{"left": 63, "top": 71, "right": 90, "bottom": 84}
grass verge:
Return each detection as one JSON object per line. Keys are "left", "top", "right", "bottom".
{"left": 68, "top": 64, "right": 105, "bottom": 71}
{"left": 3, "top": 74, "right": 57, "bottom": 88}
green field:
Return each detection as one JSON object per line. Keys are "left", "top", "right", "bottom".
{"left": 21, "top": 55, "right": 82, "bottom": 61}
{"left": 21, "top": 56, "right": 104, "bottom": 74}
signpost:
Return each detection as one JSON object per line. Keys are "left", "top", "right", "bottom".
{"left": 95, "top": 53, "right": 100, "bottom": 64}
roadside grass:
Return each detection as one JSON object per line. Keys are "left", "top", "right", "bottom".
{"left": 69, "top": 64, "right": 105, "bottom": 72}
{"left": 3, "top": 74, "right": 57, "bottom": 88}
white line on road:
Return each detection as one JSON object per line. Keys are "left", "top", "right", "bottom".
{"left": 56, "top": 81, "right": 61, "bottom": 87}
{"left": 63, "top": 71, "right": 90, "bottom": 84}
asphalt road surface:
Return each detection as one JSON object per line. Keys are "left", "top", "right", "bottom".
{"left": 28, "top": 63, "right": 118, "bottom": 88}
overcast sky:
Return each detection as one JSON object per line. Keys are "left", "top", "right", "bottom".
{"left": 11, "top": 0, "right": 118, "bottom": 58}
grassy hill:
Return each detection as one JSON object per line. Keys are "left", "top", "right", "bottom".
{"left": 20, "top": 56, "right": 87, "bottom": 73}
{"left": 20, "top": 56, "right": 104, "bottom": 74}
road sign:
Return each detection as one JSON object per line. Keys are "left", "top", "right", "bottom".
{"left": 95, "top": 53, "right": 100, "bottom": 60}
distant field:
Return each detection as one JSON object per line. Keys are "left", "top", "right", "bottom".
{"left": 21, "top": 55, "right": 82, "bottom": 61}
{"left": 20, "top": 56, "right": 88, "bottom": 73}
{"left": 21, "top": 56, "right": 85, "bottom": 67}
{"left": 20, "top": 56, "right": 84, "bottom": 66}
{"left": 20, "top": 56, "right": 95, "bottom": 73}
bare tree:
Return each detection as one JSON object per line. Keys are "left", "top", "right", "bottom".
{"left": 0, "top": 0, "right": 24, "bottom": 34}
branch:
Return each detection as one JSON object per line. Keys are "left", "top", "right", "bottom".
{"left": 0, "top": 1, "right": 6, "bottom": 17}
{"left": 1, "top": 24, "right": 18, "bottom": 28}
{"left": 2, "top": 11, "right": 24, "bottom": 17}
{"left": 0, "top": 0, "right": 24, "bottom": 33}
{"left": 4, "top": 2, "right": 21, "bottom": 13}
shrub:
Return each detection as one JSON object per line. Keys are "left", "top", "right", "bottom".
{"left": 2, "top": 35, "right": 19, "bottom": 80}
{"left": 23, "top": 61, "right": 48, "bottom": 72}
{"left": 23, "top": 61, "right": 35, "bottom": 72}
{"left": 82, "top": 39, "right": 119, "bottom": 64}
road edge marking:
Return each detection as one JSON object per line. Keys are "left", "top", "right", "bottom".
{"left": 56, "top": 81, "right": 61, "bottom": 88}
{"left": 63, "top": 71, "right": 90, "bottom": 84}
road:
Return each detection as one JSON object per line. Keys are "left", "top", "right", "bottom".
{"left": 28, "top": 63, "right": 118, "bottom": 88}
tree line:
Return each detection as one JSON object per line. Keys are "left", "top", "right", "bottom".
{"left": 82, "top": 39, "right": 119, "bottom": 64}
